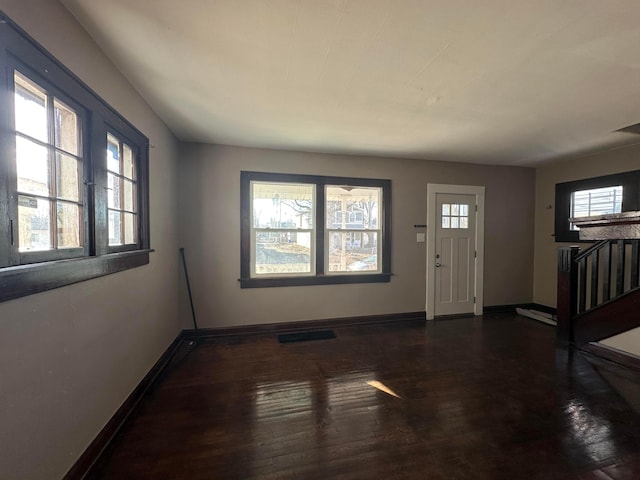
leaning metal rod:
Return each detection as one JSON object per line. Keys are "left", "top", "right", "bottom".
{"left": 179, "top": 248, "right": 200, "bottom": 345}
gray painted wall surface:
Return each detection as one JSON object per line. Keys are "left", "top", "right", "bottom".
{"left": 178, "top": 143, "right": 535, "bottom": 328}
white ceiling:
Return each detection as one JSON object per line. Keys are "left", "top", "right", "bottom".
{"left": 61, "top": 0, "right": 640, "bottom": 166}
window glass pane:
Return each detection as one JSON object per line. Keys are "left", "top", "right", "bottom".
{"left": 442, "top": 204, "right": 450, "bottom": 216}
{"left": 123, "top": 179, "right": 134, "bottom": 212}
{"left": 123, "top": 144, "right": 134, "bottom": 179}
{"left": 442, "top": 216, "right": 450, "bottom": 228}
{"left": 252, "top": 182, "right": 314, "bottom": 229}
{"left": 124, "top": 212, "right": 135, "bottom": 244}
{"left": 14, "top": 71, "right": 47, "bottom": 142}
{"left": 108, "top": 173, "right": 121, "bottom": 209}
{"left": 328, "top": 231, "right": 378, "bottom": 272}
{"left": 326, "top": 186, "right": 380, "bottom": 229}
{"left": 570, "top": 185, "right": 623, "bottom": 230}
{"left": 109, "top": 210, "right": 122, "bottom": 245}
{"left": 54, "top": 99, "right": 79, "bottom": 155}
{"left": 16, "top": 136, "right": 49, "bottom": 196}
{"left": 18, "top": 196, "right": 51, "bottom": 251}
{"left": 451, "top": 217, "right": 460, "bottom": 228}
{"left": 451, "top": 204, "right": 459, "bottom": 216}
{"left": 460, "top": 204, "right": 468, "bottom": 216}
{"left": 460, "top": 217, "right": 468, "bottom": 229}
{"left": 255, "top": 231, "right": 311, "bottom": 275}
{"left": 107, "top": 134, "right": 120, "bottom": 173}
{"left": 57, "top": 202, "right": 81, "bottom": 248}
{"left": 56, "top": 152, "right": 80, "bottom": 201}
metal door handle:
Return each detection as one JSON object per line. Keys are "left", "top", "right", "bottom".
{"left": 435, "top": 262, "right": 441, "bottom": 267}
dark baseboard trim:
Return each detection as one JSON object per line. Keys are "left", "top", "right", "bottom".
{"left": 581, "top": 342, "right": 640, "bottom": 372}
{"left": 63, "top": 330, "right": 185, "bottom": 480}
{"left": 184, "top": 311, "right": 427, "bottom": 339}
{"left": 483, "top": 303, "right": 557, "bottom": 315}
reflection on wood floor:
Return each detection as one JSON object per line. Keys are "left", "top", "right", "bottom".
{"left": 90, "top": 314, "right": 640, "bottom": 479}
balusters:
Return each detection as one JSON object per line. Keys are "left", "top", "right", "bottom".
{"left": 590, "top": 250, "right": 599, "bottom": 309}
{"left": 578, "top": 257, "right": 586, "bottom": 314}
{"left": 629, "top": 240, "right": 640, "bottom": 288}
{"left": 616, "top": 240, "right": 625, "bottom": 296}
{"left": 559, "top": 238, "right": 640, "bottom": 345}
{"left": 602, "top": 242, "right": 612, "bottom": 302}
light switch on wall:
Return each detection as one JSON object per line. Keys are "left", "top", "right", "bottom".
{"left": 416, "top": 233, "right": 426, "bottom": 243}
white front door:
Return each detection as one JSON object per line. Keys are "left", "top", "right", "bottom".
{"left": 434, "top": 193, "right": 477, "bottom": 316}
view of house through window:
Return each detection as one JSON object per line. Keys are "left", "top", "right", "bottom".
{"left": 15, "top": 71, "right": 83, "bottom": 252}
{"left": 570, "top": 185, "right": 623, "bottom": 230}
{"left": 251, "top": 182, "right": 315, "bottom": 275}
{"left": 326, "top": 186, "right": 380, "bottom": 272}
{"left": 107, "top": 133, "right": 138, "bottom": 245}
{"left": 241, "top": 172, "right": 391, "bottom": 287}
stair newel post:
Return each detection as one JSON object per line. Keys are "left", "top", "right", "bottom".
{"left": 557, "top": 246, "right": 579, "bottom": 344}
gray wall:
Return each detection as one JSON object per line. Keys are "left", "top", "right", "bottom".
{"left": 178, "top": 143, "right": 535, "bottom": 328}
{"left": 0, "top": 2, "right": 180, "bottom": 479}
{"left": 533, "top": 143, "right": 640, "bottom": 307}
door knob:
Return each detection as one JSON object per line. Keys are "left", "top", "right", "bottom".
{"left": 435, "top": 262, "right": 441, "bottom": 267}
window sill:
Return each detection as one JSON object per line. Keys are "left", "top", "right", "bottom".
{"left": 240, "top": 272, "right": 392, "bottom": 288}
{"left": 0, "top": 249, "right": 153, "bottom": 303}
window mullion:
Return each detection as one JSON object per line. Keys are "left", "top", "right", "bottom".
{"left": 91, "top": 116, "right": 109, "bottom": 256}
{"left": 119, "top": 140, "right": 125, "bottom": 244}
{"left": 47, "top": 92, "right": 57, "bottom": 249}
{"left": 316, "top": 183, "right": 325, "bottom": 275}
{"left": 0, "top": 67, "right": 16, "bottom": 266}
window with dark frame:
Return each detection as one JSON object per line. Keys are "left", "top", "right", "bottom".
{"left": 240, "top": 171, "right": 391, "bottom": 288}
{"left": 555, "top": 171, "right": 640, "bottom": 243}
{"left": 0, "top": 14, "right": 150, "bottom": 303}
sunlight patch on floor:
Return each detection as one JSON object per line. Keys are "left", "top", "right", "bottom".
{"left": 366, "top": 380, "right": 401, "bottom": 398}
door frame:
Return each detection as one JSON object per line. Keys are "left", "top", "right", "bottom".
{"left": 426, "top": 184, "right": 485, "bottom": 320}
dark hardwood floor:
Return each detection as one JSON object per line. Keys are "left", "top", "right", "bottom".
{"left": 89, "top": 314, "right": 640, "bottom": 479}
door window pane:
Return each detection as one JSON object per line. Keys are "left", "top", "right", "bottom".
{"left": 441, "top": 203, "right": 469, "bottom": 230}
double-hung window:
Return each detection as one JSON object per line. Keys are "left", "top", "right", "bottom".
{"left": 241, "top": 172, "right": 391, "bottom": 287}
{"left": 0, "top": 14, "right": 150, "bottom": 302}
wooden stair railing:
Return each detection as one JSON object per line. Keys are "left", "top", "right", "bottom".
{"left": 557, "top": 212, "right": 640, "bottom": 346}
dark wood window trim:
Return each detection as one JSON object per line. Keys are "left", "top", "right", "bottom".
{"left": 0, "top": 250, "right": 152, "bottom": 303}
{"left": 240, "top": 171, "right": 392, "bottom": 288}
{"left": 555, "top": 171, "right": 640, "bottom": 243}
{"left": 0, "top": 12, "right": 151, "bottom": 302}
